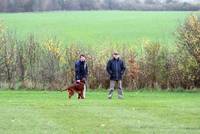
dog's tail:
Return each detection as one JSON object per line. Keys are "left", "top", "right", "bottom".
{"left": 57, "top": 88, "right": 67, "bottom": 92}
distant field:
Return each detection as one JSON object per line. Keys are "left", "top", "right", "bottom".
{"left": 0, "top": 11, "right": 195, "bottom": 47}
{"left": 0, "top": 91, "right": 200, "bottom": 134}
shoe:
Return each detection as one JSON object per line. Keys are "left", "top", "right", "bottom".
{"left": 118, "top": 96, "right": 123, "bottom": 99}
{"left": 108, "top": 95, "right": 112, "bottom": 99}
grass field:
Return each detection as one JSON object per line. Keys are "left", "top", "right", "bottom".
{"left": 0, "top": 90, "right": 200, "bottom": 134}
{"left": 0, "top": 11, "right": 195, "bottom": 47}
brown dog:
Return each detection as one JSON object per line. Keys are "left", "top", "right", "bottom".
{"left": 64, "top": 80, "right": 85, "bottom": 99}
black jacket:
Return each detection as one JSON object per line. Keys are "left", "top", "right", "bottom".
{"left": 75, "top": 60, "right": 88, "bottom": 80}
{"left": 106, "top": 58, "right": 126, "bottom": 80}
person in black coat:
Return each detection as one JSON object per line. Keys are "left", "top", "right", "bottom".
{"left": 75, "top": 54, "right": 88, "bottom": 98}
{"left": 106, "top": 52, "right": 126, "bottom": 99}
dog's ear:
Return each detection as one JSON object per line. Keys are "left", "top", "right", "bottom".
{"left": 80, "top": 80, "right": 85, "bottom": 83}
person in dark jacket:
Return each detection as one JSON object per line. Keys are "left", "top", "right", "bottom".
{"left": 106, "top": 52, "right": 126, "bottom": 99}
{"left": 75, "top": 54, "right": 88, "bottom": 98}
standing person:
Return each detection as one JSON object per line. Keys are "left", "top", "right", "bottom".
{"left": 106, "top": 52, "right": 126, "bottom": 99}
{"left": 75, "top": 54, "right": 88, "bottom": 98}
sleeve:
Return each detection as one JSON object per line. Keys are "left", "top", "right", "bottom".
{"left": 85, "top": 63, "right": 88, "bottom": 77}
{"left": 121, "top": 60, "right": 126, "bottom": 75}
{"left": 106, "top": 60, "right": 112, "bottom": 75}
{"left": 75, "top": 62, "right": 80, "bottom": 80}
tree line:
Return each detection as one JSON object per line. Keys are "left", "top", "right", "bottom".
{"left": 0, "top": 0, "right": 200, "bottom": 12}
{"left": 0, "top": 15, "right": 199, "bottom": 90}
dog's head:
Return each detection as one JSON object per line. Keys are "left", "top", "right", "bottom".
{"left": 80, "top": 80, "right": 85, "bottom": 84}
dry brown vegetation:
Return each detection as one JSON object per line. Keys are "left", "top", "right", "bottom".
{"left": 0, "top": 15, "right": 199, "bottom": 90}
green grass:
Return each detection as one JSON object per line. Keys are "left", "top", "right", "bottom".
{"left": 0, "top": 90, "right": 200, "bottom": 134}
{"left": 0, "top": 11, "right": 197, "bottom": 48}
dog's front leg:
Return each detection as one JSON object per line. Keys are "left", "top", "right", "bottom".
{"left": 80, "top": 91, "right": 84, "bottom": 99}
{"left": 78, "top": 93, "right": 81, "bottom": 99}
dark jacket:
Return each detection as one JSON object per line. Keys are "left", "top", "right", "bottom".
{"left": 75, "top": 60, "right": 88, "bottom": 80}
{"left": 106, "top": 58, "right": 126, "bottom": 80}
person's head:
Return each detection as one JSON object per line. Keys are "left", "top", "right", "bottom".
{"left": 112, "top": 52, "right": 120, "bottom": 59}
{"left": 80, "top": 54, "right": 86, "bottom": 61}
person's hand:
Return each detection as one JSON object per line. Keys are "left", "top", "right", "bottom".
{"left": 76, "top": 80, "right": 80, "bottom": 83}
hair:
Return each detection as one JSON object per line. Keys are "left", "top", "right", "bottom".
{"left": 80, "top": 54, "right": 86, "bottom": 58}
{"left": 112, "top": 52, "right": 119, "bottom": 56}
